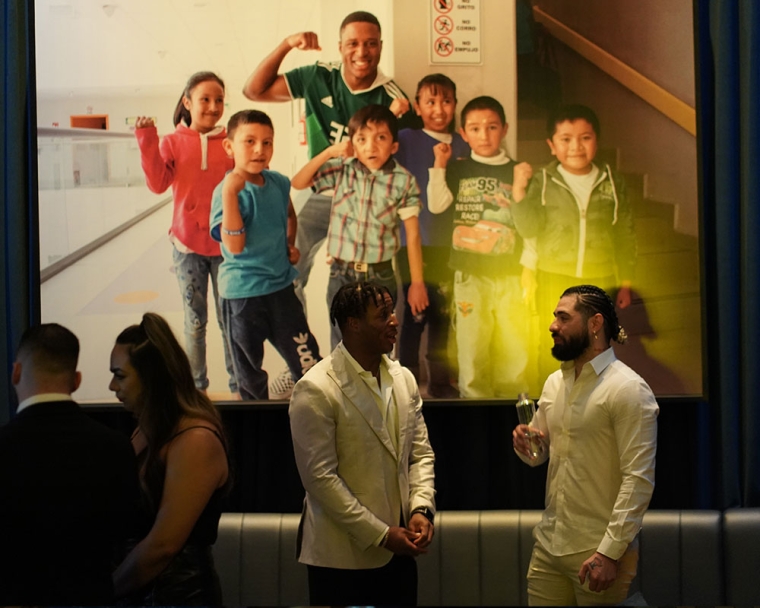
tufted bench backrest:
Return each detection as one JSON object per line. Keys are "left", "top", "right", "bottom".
{"left": 213, "top": 509, "right": 745, "bottom": 606}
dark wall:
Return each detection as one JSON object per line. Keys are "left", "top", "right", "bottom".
{"left": 87, "top": 398, "right": 713, "bottom": 513}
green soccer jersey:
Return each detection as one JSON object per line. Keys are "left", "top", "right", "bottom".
{"left": 285, "top": 61, "right": 411, "bottom": 158}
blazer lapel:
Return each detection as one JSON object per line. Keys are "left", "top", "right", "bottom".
{"left": 388, "top": 360, "right": 412, "bottom": 450}
{"left": 328, "top": 350, "right": 398, "bottom": 460}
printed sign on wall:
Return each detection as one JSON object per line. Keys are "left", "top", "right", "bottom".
{"left": 430, "top": 0, "right": 481, "bottom": 65}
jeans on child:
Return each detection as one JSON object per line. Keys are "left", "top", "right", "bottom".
{"left": 221, "top": 284, "right": 321, "bottom": 400}
{"left": 326, "top": 260, "right": 398, "bottom": 350}
{"left": 172, "top": 248, "right": 237, "bottom": 392}
{"left": 398, "top": 280, "right": 453, "bottom": 388}
{"left": 293, "top": 192, "right": 333, "bottom": 311}
{"left": 453, "top": 271, "right": 529, "bottom": 398}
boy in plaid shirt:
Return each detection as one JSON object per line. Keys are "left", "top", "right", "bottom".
{"left": 292, "top": 104, "right": 428, "bottom": 349}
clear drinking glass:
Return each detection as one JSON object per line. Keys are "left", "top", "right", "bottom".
{"left": 516, "top": 392, "right": 541, "bottom": 458}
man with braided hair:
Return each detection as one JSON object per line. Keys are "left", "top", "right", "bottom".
{"left": 513, "top": 285, "right": 658, "bottom": 606}
{"left": 289, "top": 281, "right": 435, "bottom": 606}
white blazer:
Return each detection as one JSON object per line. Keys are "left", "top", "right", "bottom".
{"left": 289, "top": 346, "right": 436, "bottom": 569}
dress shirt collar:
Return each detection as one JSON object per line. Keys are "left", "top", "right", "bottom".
{"left": 16, "top": 392, "right": 74, "bottom": 414}
{"left": 338, "top": 341, "right": 391, "bottom": 377}
{"left": 561, "top": 347, "right": 617, "bottom": 381}
{"left": 338, "top": 342, "right": 393, "bottom": 416}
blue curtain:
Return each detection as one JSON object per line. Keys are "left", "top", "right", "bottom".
{"left": 1, "top": 0, "right": 39, "bottom": 424}
{"left": 698, "top": 0, "right": 760, "bottom": 507}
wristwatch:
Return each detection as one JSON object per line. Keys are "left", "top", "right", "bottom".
{"left": 411, "top": 506, "right": 435, "bottom": 524}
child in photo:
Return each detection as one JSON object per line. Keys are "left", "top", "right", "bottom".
{"left": 210, "top": 110, "right": 321, "bottom": 400}
{"left": 395, "top": 74, "right": 470, "bottom": 398}
{"left": 134, "top": 71, "right": 237, "bottom": 396}
{"left": 511, "top": 104, "right": 636, "bottom": 381}
{"left": 428, "top": 96, "right": 533, "bottom": 398}
{"left": 291, "top": 104, "right": 428, "bottom": 350}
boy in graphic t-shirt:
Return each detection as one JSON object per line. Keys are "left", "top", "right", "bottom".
{"left": 428, "top": 96, "right": 533, "bottom": 398}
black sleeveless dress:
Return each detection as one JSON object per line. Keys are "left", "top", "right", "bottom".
{"left": 131, "top": 426, "right": 228, "bottom": 606}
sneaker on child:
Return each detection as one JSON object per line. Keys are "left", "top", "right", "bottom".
{"left": 269, "top": 368, "right": 295, "bottom": 400}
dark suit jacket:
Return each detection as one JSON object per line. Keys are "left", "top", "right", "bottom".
{"left": 0, "top": 399, "right": 139, "bottom": 605}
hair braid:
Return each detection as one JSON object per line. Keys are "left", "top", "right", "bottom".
{"left": 562, "top": 285, "right": 627, "bottom": 344}
{"left": 329, "top": 282, "right": 393, "bottom": 331}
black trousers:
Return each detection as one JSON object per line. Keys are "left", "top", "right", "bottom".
{"left": 307, "top": 554, "right": 418, "bottom": 606}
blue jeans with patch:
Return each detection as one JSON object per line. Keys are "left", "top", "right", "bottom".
{"left": 172, "top": 248, "right": 237, "bottom": 392}
{"left": 326, "top": 260, "right": 398, "bottom": 350}
{"left": 221, "top": 284, "right": 321, "bottom": 400}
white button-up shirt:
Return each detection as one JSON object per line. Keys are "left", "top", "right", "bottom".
{"left": 15, "top": 393, "right": 73, "bottom": 414}
{"left": 520, "top": 348, "right": 659, "bottom": 559}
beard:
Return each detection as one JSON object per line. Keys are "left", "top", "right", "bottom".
{"left": 551, "top": 329, "right": 590, "bottom": 361}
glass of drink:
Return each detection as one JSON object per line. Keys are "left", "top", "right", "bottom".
{"left": 516, "top": 393, "right": 541, "bottom": 458}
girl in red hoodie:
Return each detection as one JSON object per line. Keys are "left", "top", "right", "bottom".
{"left": 135, "top": 71, "right": 236, "bottom": 395}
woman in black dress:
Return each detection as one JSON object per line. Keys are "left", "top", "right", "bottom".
{"left": 109, "top": 312, "right": 230, "bottom": 605}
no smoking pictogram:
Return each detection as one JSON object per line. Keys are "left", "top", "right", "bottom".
{"left": 434, "top": 0, "right": 453, "bottom": 14}
{"left": 434, "top": 36, "right": 454, "bottom": 57}
{"left": 434, "top": 15, "right": 453, "bottom": 34}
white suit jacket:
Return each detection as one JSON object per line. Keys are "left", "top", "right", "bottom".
{"left": 288, "top": 346, "right": 436, "bottom": 569}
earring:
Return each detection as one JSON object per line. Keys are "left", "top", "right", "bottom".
{"left": 593, "top": 331, "right": 598, "bottom": 340}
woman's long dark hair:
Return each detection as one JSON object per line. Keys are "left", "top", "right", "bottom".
{"left": 115, "top": 312, "right": 228, "bottom": 510}
{"left": 173, "top": 71, "right": 225, "bottom": 127}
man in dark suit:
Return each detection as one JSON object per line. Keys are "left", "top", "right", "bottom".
{"left": 0, "top": 323, "right": 139, "bottom": 605}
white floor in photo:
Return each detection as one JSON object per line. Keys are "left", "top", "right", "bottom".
{"left": 41, "top": 197, "right": 334, "bottom": 403}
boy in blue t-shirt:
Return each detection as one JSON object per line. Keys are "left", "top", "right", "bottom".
{"left": 210, "top": 110, "right": 321, "bottom": 400}
{"left": 395, "top": 74, "right": 470, "bottom": 398}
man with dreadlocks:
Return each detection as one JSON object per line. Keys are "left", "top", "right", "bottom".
{"left": 513, "top": 285, "right": 658, "bottom": 606}
{"left": 289, "top": 281, "right": 435, "bottom": 606}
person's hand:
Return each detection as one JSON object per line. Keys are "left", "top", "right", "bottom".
{"left": 521, "top": 267, "right": 537, "bottom": 312}
{"left": 432, "top": 142, "right": 452, "bottom": 168}
{"left": 578, "top": 552, "right": 618, "bottom": 592}
{"left": 288, "top": 244, "right": 300, "bottom": 264}
{"left": 390, "top": 98, "right": 411, "bottom": 118}
{"left": 512, "top": 423, "right": 544, "bottom": 459}
{"left": 134, "top": 116, "right": 155, "bottom": 129}
{"left": 384, "top": 526, "right": 427, "bottom": 556}
{"left": 328, "top": 139, "right": 353, "bottom": 159}
{"left": 224, "top": 170, "right": 247, "bottom": 195}
{"left": 286, "top": 32, "right": 321, "bottom": 51}
{"left": 511, "top": 161, "right": 533, "bottom": 201}
{"left": 407, "top": 281, "right": 429, "bottom": 316}
{"left": 408, "top": 513, "right": 434, "bottom": 548}
{"left": 512, "top": 162, "right": 533, "bottom": 190}
{"left": 616, "top": 285, "right": 632, "bottom": 309}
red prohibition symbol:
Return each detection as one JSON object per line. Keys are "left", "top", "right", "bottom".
{"left": 434, "top": 36, "right": 454, "bottom": 57}
{"left": 434, "top": 0, "right": 453, "bottom": 15}
{"left": 434, "top": 15, "right": 453, "bottom": 34}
